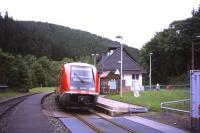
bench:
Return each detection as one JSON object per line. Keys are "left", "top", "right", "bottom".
{"left": 0, "top": 85, "right": 8, "bottom": 92}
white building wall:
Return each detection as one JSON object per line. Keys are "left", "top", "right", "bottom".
{"left": 139, "top": 74, "right": 142, "bottom": 86}
{"left": 123, "top": 74, "right": 132, "bottom": 86}
{"left": 123, "top": 73, "right": 143, "bottom": 91}
{"left": 139, "top": 74, "right": 144, "bottom": 91}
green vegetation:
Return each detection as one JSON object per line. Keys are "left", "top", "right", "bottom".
{"left": 0, "top": 87, "right": 55, "bottom": 100}
{"left": 0, "top": 89, "right": 28, "bottom": 100}
{"left": 0, "top": 50, "right": 64, "bottom": 92}
{"left": 140, "top": 7, "right": 200, "bottom": 84}
{"left": 29, "top": 87, "right": 55, "bottom": 93}
{"left": 0, "top": 11, "right": 139, "bottom": 61}
{"left": 0, "top": 11, "right": 139, "bottom": 92}
{"left": 105, "top": 89, "right": 190, "bottom": 112}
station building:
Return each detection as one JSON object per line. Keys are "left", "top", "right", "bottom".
{"left": 97, "top": 43, "right": 145, "bottom": 94}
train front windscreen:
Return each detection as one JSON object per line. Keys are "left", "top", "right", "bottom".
{"left": 70, "top": 65, "right": 95, "bottom": 91}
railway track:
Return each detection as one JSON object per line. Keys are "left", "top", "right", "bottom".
{"left": 72, "top": 113, "right": 103, "bottom": 133}
{"left": 90, "top": 109, "right": 138, "bottom": 133}
{"left": 69, "top": 110, "right": 138, "bottom": 133}
{"left": 0, "top": 94, "right": 35, "bottom": 118}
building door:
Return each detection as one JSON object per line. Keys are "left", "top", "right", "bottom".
{"left": 131, "top": 74, "right": 140, "bottom": 91}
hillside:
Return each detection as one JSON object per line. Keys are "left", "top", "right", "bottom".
{"left": 0, "top": 12, "right": 139, "bottom": 61}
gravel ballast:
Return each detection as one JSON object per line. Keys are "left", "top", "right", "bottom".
{"left": 42, "top": 93, "right": 71, "bottom": 133}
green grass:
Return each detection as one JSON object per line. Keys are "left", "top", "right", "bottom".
{"left": 0, "top": 89, "right": 28, "bottom": 100}
{"left": 30, "top": 87, "right": 55, "bottom": 93}
{"left": 105, "top": 89, "right": 190, "bottom": 112}
{"left": 0, "top": 87, "right": 55, "bottom": 100}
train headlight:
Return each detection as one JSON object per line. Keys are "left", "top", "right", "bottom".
{"left": 90, "top": 87, "right": 95, "bottom": 91}
{"left": 71, "top": 86, "right": 75, "bottom": 90}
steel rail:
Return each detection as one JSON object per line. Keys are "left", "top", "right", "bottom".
{"left": 72, "top": 113, "right": 103, "bottom": 133}
{"left": 89, "top": 109, "right": 138, "bottom": 133}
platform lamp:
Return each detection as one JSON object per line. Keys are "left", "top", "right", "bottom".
{"left": 116, "top": 35, "right": 123, "bottom": 98}
{"left": 91, "top": 54, "right": 99, "bottom": 67}
{"left": 192, "top": 35, "right": 200, "bottom": 70}
{"left": 149, "top": 52, "right": 153, "bottom": 90}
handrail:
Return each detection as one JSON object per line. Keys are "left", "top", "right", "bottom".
{"left": 160, "top": 99, "right": 190, "bottom": 113}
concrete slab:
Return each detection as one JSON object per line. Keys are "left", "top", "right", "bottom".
{"left": 60, "top": 118, "right": 95, "bottom": 133}
{"left": 97, "top": 97, "right": 148, "bottom": 116}
{"left": 86, "top": 117, "right": 129, "bottom": 133}
{"left": 124, "top": 116, "right": 189, "bottom": 133}
{"left": 112, "top": 117, "right": 164, "bottom": 133}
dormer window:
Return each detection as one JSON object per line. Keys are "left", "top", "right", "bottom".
{"left": 107, "top": 50, "right": 114, "bottom": 56}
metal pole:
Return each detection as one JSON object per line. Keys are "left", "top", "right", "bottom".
{"left": 192, "top": 41, "right": 194, "bottom": 70}
{"left": 116, "top": 35, "right": 123, "bottom": 98}
{"left": 149, "top": 53, "right": 152, "bottom": 90}
{"left": 91, "top": 54, "right": 94, "bottom": 65}
{"left": 91, "top": 54, "right": 98, "bottom": 67}
{"left": 120, "top": 41, "right": 123, "bottom": 98}
{"left": 94, "top": 56, "right": 96, "bottom": 66}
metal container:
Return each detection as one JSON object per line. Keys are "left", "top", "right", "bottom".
{"left": 190, "top": 70, "right": 200, "bottom": 133}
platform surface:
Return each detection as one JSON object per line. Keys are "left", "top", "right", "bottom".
{"left": 124, "top": 116, "right": 189, "bottom": 133}
{"left": 97, "top": 96, "right": 148, "bottom": 113}
{"left": 5, "top": 93, "right": 53, "bottom": 133}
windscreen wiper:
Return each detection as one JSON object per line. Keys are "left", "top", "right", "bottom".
{"left": 74, "top": 73, "right": 85, "bottom": 83}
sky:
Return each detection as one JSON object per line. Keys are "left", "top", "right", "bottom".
{"left": 0, "top": 0, "right": 199, "bottom": 49}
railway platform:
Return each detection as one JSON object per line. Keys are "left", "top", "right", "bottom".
{"left": 5, "top": 93, "right": 53, "bottom": 133}
{"left": 97, "top": 96, "right": 148, "bottom": 116}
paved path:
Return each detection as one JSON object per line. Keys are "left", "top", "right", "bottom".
{"left": 5, "top": 93, "right": 53, "bottom": 133}
{"left": 124, "top": 116, "right": 189, "bottom": 133}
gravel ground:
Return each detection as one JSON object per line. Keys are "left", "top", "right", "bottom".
{"left": 42, "top": 93, "right": 71, "bottom": 133}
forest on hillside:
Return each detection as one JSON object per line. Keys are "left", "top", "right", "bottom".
{"left": 0, "top": 11, "right": 138, "bottom": 91}
{"left": 0, "top": 11, "right": 138, "bottom": 61}
{"left": 140, "top": 6, "right": 200, "bottom": 84}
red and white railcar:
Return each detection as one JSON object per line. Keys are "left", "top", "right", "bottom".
{"left": 56, "top": 62, "right": 99, "bottom": 108}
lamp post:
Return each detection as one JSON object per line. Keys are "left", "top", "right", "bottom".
{"left": 116, "top": 35, "right": 123, "bottom": 98}
{"left": 91, "top": 54, "right": 99, "bottom": 67}
{"left": 149, "top": 53, "right": 153, "bottom": 90}
{"left": 192, "top": 41, "right": 194, "bottom": 70}
{"left": 192, "top": 35, "right": 200, "bottom": 70}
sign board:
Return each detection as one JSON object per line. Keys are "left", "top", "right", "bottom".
{"left": 108, "top": 80, "right": 117, "bottom": 90}
{"left": 190, "top": 70, "right": 200, "bottom": 132}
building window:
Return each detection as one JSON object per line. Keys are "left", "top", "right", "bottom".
{"left": 132, "top": 74, "right": 139, "bottom": 80}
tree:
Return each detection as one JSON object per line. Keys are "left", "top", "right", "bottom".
{"left": 140, "top": 6, "right": 200, "bottom": 84}
{"left": 8, "top": 55, "right": 32, "bottom": 92}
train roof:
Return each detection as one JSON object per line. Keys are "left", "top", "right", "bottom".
{"left": 64, "top": 62, "right": 94, "bottom": 67}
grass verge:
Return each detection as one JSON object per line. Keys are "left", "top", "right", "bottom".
{"left": 105, "top": 89, "right": 190, "bottom": 112}
{"left": 30, "top": 87, "right": 55, "bottom": 93}
{"left": 0, "top": 87, "right": 55, "bottom": 100}
{"left": 0, "top": 89, "right": 28, "bottom": 100}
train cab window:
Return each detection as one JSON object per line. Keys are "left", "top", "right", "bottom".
{"left": 70, "top": 65, "right": 95, "bottom": 90}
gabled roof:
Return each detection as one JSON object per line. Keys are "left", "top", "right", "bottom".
{"left": 98, "top": 48, "right": 144, "bottom": 73}
{"left": 100, "top": 71, "right": 110, "bottom": 78}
